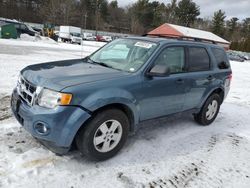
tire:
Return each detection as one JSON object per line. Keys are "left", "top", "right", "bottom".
{"left": 194, "top": 93, "right": 221, "bottom": 126}
{"left": 76, "top": 109, "right": 129, "bottom": 161}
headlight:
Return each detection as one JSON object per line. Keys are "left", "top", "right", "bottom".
{"left": 37, "top": 88, "right": 72, "bottom": 109}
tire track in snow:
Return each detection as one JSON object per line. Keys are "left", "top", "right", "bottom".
{"left": 142, "top": 133, "right": 250, "bottom": 188}
{"left": 145, "top": 162, "right": 200, "bottom": 188}
{"left": 117, "top": 172, "right": 136, "bottom": 188}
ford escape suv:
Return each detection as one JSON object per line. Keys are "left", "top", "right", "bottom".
{"left": 11, "top": 37, "right": 232, "bottom": 160}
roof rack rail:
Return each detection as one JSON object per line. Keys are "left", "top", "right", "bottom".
{"left": 144, "top": 34, "right": 218, "bottom": 45}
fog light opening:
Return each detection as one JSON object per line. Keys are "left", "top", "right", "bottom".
{"left": 34, "top": 122, "right": 50, "bottom": 135}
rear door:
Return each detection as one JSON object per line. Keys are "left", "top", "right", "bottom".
{"left": 183, "top": 46, "right": 214, "bottom": 110}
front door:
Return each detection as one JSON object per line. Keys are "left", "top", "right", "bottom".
{"left": 140, "top": 46, "right": 188, "bottom": 120}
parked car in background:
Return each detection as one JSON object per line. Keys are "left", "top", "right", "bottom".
{"left": 32, "top": 26, "right": 43, "bottom": 35}
{"left": 59, "top": 26, "right": 82, "bottom": 45}
{"left": 11, "top": 37, "right": 232, "bottom": 161}
{"left": 241, "top": 53, "right": 250, "bottom": 60}
{"left": 96, "top": 35, "right": 105, "bottom": 42}
{"left": 0, "top": 18, "right": 38, "bottom": 37}
{"left": 227, "top": 53, "right": 245, "bottom": 62}
{"left": 96, "top": 35, "right": 112, "bottom": 42}
{"left": 102, "top": 35, "right": 112, "bottom": 42}
{"left": 82, "top": 32, "right": 96, "bottom": 41}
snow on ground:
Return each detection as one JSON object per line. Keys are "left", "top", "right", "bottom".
{"left": 0, "top": 38, "right": 250, "bottom": 188}
{"left": 0, "top": 38, "right": 105, "bottom": 95}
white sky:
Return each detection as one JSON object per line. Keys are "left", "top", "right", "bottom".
{"left": 114, "top": 0, "right": 250, "bottom": 20}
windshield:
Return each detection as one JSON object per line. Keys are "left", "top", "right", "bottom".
{"left": 26, "top": 24, "right": 36, "bottom": 32}
{"left": 71, "top": 32, "right": 81, "bottom": 37}
{"left": 89, "top": 38, "right": 158, "bottom": 72}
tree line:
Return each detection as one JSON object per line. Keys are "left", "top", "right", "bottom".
{"left": 0, "top": 0, "right": 249, "bottom": 52}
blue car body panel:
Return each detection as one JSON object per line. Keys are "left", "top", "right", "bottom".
{"left": 12, "top": 89, "right": 91, "bottom": 151}
{"left": 11, "top": 37, "right": 232, "bottom": 154}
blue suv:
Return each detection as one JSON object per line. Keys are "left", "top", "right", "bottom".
{"left": 11, "top": 37, "right": 232, "bottom": 160}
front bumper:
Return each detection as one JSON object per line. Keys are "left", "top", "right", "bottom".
{"left": 72, "top": 38, "right": 82, "bottom": 44}
{"left": 11, "top": 88, "right": 91, "bottom": 154}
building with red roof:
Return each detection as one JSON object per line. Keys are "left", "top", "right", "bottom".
{"left": 148, "top": 23, "right": 230, "bottom": 50}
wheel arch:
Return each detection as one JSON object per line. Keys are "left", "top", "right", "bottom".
{"left": 90, "top": 103, "right": 136, "bottom": 132}
{"left": 199, "top": 87, "right": 225, "bottom": 109}
{"left": 72, "top": 102, "right": 137, "bottom": 149}
{"left": 211, "top": 88, "right": 224, "bottom": 104}
{"left": 75, "top": 101, "right": 137, "bottom": 137}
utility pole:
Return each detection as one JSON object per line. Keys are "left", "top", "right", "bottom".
{"left": 95, "top": 0, "right": 99, "bottom": 36}
{"left": 84, "top": 12, "right": 88, "bottom": 29}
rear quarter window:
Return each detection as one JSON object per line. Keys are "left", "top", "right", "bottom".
{"left": 211, "top": 48, "right": 230, "bottom": 69}
{"left": 188, "top": 47, "right": 210, "bottom": 72}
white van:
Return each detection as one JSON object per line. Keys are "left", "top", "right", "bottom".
{"left": 59, "top": 26, "right": 82, "bottom": 45}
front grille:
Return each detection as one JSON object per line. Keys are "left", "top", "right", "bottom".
{"left": 17, "top": 76, "right": 37, "bottom": 106}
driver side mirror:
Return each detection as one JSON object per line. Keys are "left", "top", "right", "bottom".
{"left": 146, "top": 64, "right": 170, "bottom": 77}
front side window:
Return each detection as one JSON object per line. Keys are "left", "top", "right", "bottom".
{"left": 90, "top": 39, "right": 158, "bottom": 72}
{"left": 154, "top": 47, "right": 185, "bottom": 74}
{"left": 188, "top": 47, "right": 210, "bottom": 72}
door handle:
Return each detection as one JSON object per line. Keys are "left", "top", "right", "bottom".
{"left": 176, "top": 79, "right": 184, "bottom": 84}
{"left": 207, "top": 75, "right": 213, "bottom": 81}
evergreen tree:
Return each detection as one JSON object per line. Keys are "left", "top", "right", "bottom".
{"left": 227, "top": 17, "right": 238, "bottom": 40}
{"left": 166, "top": 0, "right": 177, "bottom": 24}
{"left": 211, "top": 9, "right": 226, "bottom": 37}
{"left": 241, "top": 18, "right": 250, "bottom": 37}
{"left": 175, "top": 0, "right": 200, "bottom": 27}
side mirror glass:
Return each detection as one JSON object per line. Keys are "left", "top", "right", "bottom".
{"left": 147, "top": 64, "right": 170, "bottom": 77}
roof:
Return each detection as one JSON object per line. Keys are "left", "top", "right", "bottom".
{"left": 127, "top": 36, "right": 169, "bottom": 43}
{"left": 127, "top": 36, "right": 223, "bottom": 49}
{"left": 0, "top": 17, "right": 19, "bottom": 23}
{"left": 148, "top": 23, "right": 230, "bottom": 45}
{"left": 0, "top": 21, "right": 10, "bottom": 27}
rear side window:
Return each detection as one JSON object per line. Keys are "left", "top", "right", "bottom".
{"left": 211, "top": 48, "right": 230, "bottom": 69}
{"left": 188, "top": 47, "right": 210, "bottom": 72}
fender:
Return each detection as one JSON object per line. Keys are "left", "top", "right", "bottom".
{"left": 80, "top": 88, "right": 140, "bottom": 127}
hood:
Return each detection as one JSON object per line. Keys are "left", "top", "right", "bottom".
{"left": 21, "top": 59, "right": 129, "bottom": 91}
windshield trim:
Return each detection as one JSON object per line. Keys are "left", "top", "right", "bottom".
{"left": 88, "top": 38, "right": 159, "bottom": 73}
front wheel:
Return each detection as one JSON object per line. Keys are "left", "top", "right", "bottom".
{"left": 76, "top": 109, "right": 129, "bottom": 161}
{"left": 194, "top": 94, "right": 221, "bottom": 125}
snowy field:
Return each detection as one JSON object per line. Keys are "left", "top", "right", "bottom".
{"left": 0, "top": 38, "right": 250, "bottom": 188}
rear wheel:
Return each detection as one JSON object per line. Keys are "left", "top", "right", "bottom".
{"left": 76, "top": 109, "right": 129, "bottom": 161}
{"left": 194, "top": 93, "right": 221, "bottom": 125}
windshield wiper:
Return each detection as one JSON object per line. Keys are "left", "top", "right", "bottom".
{"left": 84, "top": 56, "right": 114, "bottom": 69}
{"left": 84, "top": 56, "right": 95, "bottom": 64}
{"left": 97, "top": 62, "right": 114, "bottom": 68}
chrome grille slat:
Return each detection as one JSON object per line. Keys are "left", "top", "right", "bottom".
{"left": 17, "top": 76, "right": 37, "bottom": 106}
